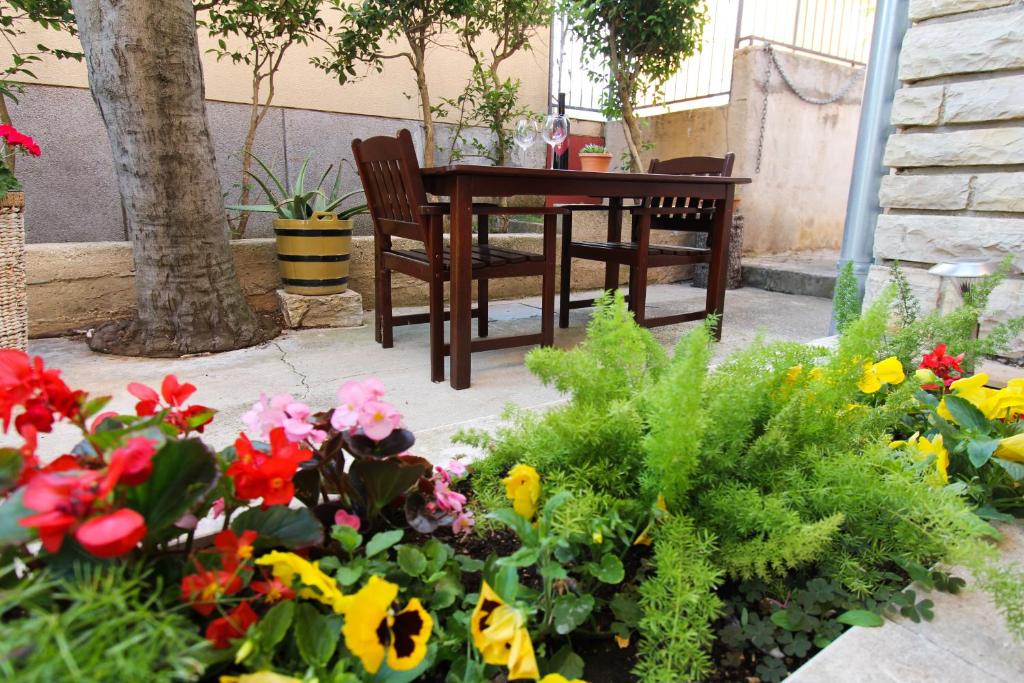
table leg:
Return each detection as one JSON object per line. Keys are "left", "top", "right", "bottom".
{"left": 705, "top": 184, "right": 735, "bottom": 341}
{"left": 603, "top": 197, "right": 623, "bottom": 293}
{"left": 449, "top": 177, "right": 473, "bottom": 389}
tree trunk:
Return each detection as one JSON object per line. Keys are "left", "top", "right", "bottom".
{"left": 0, "top": 95, "right": 15, "bottom": 172}
{"left": 410, "top": 50, "right": 435, "bottom": 167}
{"left": 619, "top": 94, "right": 645, "bottom": 173}
{"left": 72, "top": 0, "right": 272, "bottom": 356}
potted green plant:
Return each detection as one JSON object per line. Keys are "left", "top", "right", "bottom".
{"left": 0, "top": 124, "right": 40, "bottom": 350}
{"left": 229, "top": 156, "right": 367, "bottom": 296}
{"left": 579, "top": 143, "right": 613, "bottom": 172}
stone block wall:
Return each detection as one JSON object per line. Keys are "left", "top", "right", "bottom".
{"left": 871, "top": 0, "right": 1024, "bottom": 352}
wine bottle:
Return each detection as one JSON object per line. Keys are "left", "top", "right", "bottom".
{"left": 552, "top": 93, "right": 571, "bottom": 170}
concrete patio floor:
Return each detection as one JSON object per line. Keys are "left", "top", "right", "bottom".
{"left": 11, "top": 283, "right": 832, "bottom": 461}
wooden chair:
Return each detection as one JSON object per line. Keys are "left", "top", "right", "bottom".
{"left": 351, "top": 129, "right": 566, "bottom": 383}
{"left": 558, "top": 153, "right": 735, "bottom": 335}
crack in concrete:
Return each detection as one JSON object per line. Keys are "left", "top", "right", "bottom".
{"left": 271, "top": 340, "right": 311, "bottom": 399}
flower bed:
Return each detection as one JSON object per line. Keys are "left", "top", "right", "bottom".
{"left": 1, "top": 282, "right": 1023, "bottom": 682}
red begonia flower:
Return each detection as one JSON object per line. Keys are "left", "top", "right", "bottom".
{"left": 214, "top": 529, "right": 258, "bottom": 571}
{"left": 127, "top": 382, "right": 160, "bottom": 416}
{"left": 181, "top": 568, "right": 244, "bottom": 616}
{"left": 161, "top": 375, "right": 197, "bottom": 407}
{"left": 74, "top": 508, "right": 147, "bottom": 558}
{"left": 107, "top": 437, "right": 158, "bottom": 486}
{"left": 205, "top": 601, "right": 259, "bottom": 649}
{"left": 251, "top": 576, "right": 296, "bottom": 604}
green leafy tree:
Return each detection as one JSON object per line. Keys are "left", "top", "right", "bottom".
{"left": 314, "top": 0, "right": 466, "bottom": 167}
{"left": 559, "top": 0, "right": 706, "bottom": 171}
{"left": 199, "top": 0, "right": 324, "bottom": 237}
{"left": 440, "top": 0, "right": 550, "bottom": 166}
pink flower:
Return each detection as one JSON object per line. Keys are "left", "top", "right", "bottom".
{"left": 331, "top": 378, "right": 387, "bottom": 432}
{"left": 445, "top": 459, "right": 467, "bottom": 478}
{"left": 357, "top": 399, "right": 402, "bottom": 441}
{"left": 433, "top": 479, "right": 467, "bottom": 513}
{"left": 210, "top": 497, "right": 226, "bottom": 518}
{"left": 334, "top": 509, "right": 361, "bottom": 531}
{"left": 243, "top": 393, "right": 325, "bottom": 446}
{"left": 452, "top": 510, "right": 475, "bottom": 535}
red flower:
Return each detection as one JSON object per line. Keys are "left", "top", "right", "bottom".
{"left": 919, "top": 343, "right": 964, "bottom": 389}
{"left": 226, "top": 428, "right": 310, "bottom": 508}
{"left": 162, "top": 375, "right": 197, "bottom": 407}
{"left": 127, "top": 382, "right": 160, "bottom": 416}
{"left": 205, "top": 601, "right": 259, "bottom": 649}
{"left": 251, "top": 576, "right": 295, "bottom": 604}
{"left": 0, "top": 350, "right": 82, "bottom": 437}
{"left": 214, "top": 529, "right": 258, "bottom": 571}
{"left": 181, "top": 568, "right": 244, "bottom": 616}
{"left": 0, "top": 124, "right": 40, "bottom": 157}
{"left": 107, "top": 437, "right": 158, "bottom": 486}
{"left": 18, "top": 470, "right": 103, "bottom": 552}
{"left": 74, "top": 508, "right": 146, "bottom": 558}
{"left": 126, "top": 375, "right": 212, "bottom": 433}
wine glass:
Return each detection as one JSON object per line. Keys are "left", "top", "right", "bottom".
{"left": 542, "top": 114, "right": 569, "bottom": 169}
{"left": 513, "top": 118, "right": 539, "bottom": 167}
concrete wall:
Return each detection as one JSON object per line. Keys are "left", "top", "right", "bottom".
{"left": 25, "top": 211, "right": 693, "bottom": 337}
{"left": 606, "top": 46, "right": 864, "bottom": 255}
{"left": 867, "top": 0, "right": 1024, "bottom": 350}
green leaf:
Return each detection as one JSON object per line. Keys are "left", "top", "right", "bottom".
{"left": 0, "top": 488, "right": 31, "bottom": 546}
{"left": 837, "top": 609, "right": 884, "bottom": 627}
{"left": 422, "top": 539, "right": 451, "bottom": 576}
{"left": 350, "top": 456, "right": 431, "bottom": 516}
{"left": 610, "top": 592, "right": 643, "bottom": 626}
{"left": 232, "top": 506, "right": 324, "bottom": 550}
{"left": 967, "top": 438, "right": 1000, "bottom": 468}
{"left": 585, "top": 554, "right": 625, "bottom": 584}
{"left": 258, "top": 600, "right": 295, "bottom": 650}
{"left": 294, "top": 603, "right": 340, "bottom": 668}
{"left": 552, "top": 593, "right": 594, "bottom": 635}
{"left": 548, "top": 645, "right": 585, "bottom": 679}
{"left": 125, "top": 438, "right": 217, "bottom": 535}
{"left": 994, "top": 457, "right": 1024, "bottom": 481}
{"left": 397, "top": 545, "right": 428, "bottom": 577}
{"left": 943, "top": 396, "right": 990, "bottom": 435}
{"left": 496, "top": 546, "right": 540, "bottom": 568}
{"left": 331, "top": 524, "right": 363, "bottom": 553}
{"left": 486, "top": 507, "right": 536, "bottom": 544}
{"left": 491, "top": 564, "right": 520, "bottom": 603}
{"left": 366, "top": 529, "right": 404, "bottom": 558}
{"left": 0, "top": 448, "right": 23, "bottom": 492}
{"left": 769, "top": 609, "right": 802, "bottom": 632}
{"left": 336, "top": 562, "right": 365, "bottom": 588}
{"left": 456, "top": 555, "right": 485, "bottom": 573}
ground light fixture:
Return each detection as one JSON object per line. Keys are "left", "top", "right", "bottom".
{"left": 928, "top": 259, "right": 1005, "bottom": 336}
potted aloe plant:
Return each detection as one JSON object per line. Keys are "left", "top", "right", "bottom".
{"left": 229, "top": 156, "right": 367, "bottom": 296}
{"left": 579, "top": 143, "right": 613, "bottom": 172}
{"left": 0, "top": 124, "right": 40, "bottom": 350}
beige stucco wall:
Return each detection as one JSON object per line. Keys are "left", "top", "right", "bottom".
{"left": 867, "top": 0, "right": 1024, "bottom": 352}
{"left": 606, "top": 46, "right": 864, "bottom": 255}
{"left": 5, "top": 7, "right": 550, "bottom": 120}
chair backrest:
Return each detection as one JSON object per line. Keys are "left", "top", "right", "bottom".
{"left": 642, "top": 153, "right": 735, "bottom": 232}
{"left": 351, "top": 129, "right": 429, "bottom": 245}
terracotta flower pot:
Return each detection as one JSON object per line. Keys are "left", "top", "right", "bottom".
{"left": 579, "top": 152, "right": 613, "bottom": 173}
{"left": 273, "top": 211, "right": 352, "bottom": 295}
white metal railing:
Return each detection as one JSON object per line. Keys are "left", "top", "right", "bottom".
{"left": 550, "top": 0, "right": 875, "bottom": 120}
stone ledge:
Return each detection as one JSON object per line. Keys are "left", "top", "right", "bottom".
{"left": 277, "top": 289, "right": 364, "bottom": 329}
{"left": 910, "top": 0, "right": 1016, "bottom": 22}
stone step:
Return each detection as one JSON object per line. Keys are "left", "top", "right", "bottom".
{"left": 742, "top": 250, "right": 839, "bottom": 300}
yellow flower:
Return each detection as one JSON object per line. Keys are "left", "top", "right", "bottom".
{"left": 915, "top": 368, "right": 940, "bottom": 386}
{"left": 338, "top": 576, "right": 433, "bottom": 674}
{"left": 785, "top": 364, "right": 804, "bottom": 384}
{"left": 540, "top": 675, "right": 589, "bottom": 683}
{"left": 614, "top": 633, "right": 630, "bottom": 648}
{"left": 471, "top": 581, "right": 539, "bottom": 681}
{"left": 858, "top": 356, "right": 905, "bottom": 394}
{"left": 894, "top": 433, "right": 949, "bottom": 484}
{"left": 984, "top": 379, "right": 1024, "bottom": 421}
{"left": 996, "top": 433, "right": 1024, "bottom": 463}
{"left": 591, "top": 530, "right": 603, "bottom": 544}
{"left": 633, "top": 494, "right": 669, "bottom": 546}
{"left": 220, "top": 674, "right": 302, "bottom": 683}
{"left": 503, "top": 464, "right": 541, "bottom": 519}
{"left": 938, "top": 373, "right": 998, "bottom": 422}
{"left": 254, "top": 551, "right": 345, "bottom": 613}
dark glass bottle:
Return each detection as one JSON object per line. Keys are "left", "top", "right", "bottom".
{"left": 552, "top": 93, "right": 571, "bottom": 170}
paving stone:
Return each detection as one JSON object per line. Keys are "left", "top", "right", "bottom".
{"left": 878, "top": 173, "right": 970, "bottom": 210}
{"left": 971, "top": 173, "right": 1024, "bottom": 212}
{"left": 883, "top": 128, "right": 1024, "bottom": 167}
{"left": 910, "top": 0, "right": 1015, "bottom": 21}
{"left": 890, "top": 85, "right": 944, "bottom": 126}
{"left": 943, "top": 74, "right": 1024, "bottom": 124}
{"left": 899, "top": 8, "right": 1024, "bottom": 81}
{"left": 277, "top": 289, "right": 364, "bottom": 329}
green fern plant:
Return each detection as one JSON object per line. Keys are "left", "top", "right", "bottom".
{"left": 832, "top": 260, "right": 861, "bottom": 333}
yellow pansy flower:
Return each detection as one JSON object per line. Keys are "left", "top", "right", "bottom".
{"left": 503, "top": 464, "right": 541, "bottom": 519}
{"left": 996, "top": 433, "right": 1024, "bottom": 463}
{"left": 894, "top": 433, "right": 949, "bottom": 484}
{"left": 254, "top": 551, "right": 345, "bottom": 613}
{"left": 338, "top": 575, "right": 433, "bottom": 674}
{"left": 471, "top": 581, "right": 539, "bottom": 681}
{"left": 938, "top": 373, "right": 998, "bottom": 422}
{"left": 858, "top": 356, "right": 905, "bottom": 394}
{"left": 220, "top": 674, "right": 302, "bottom": 683}
{"left": 614, "top": 633, "right": 631, "bottom": 648}
{"left": 540, "top": 675, "right": 589, "bottom": 683}
{"left": 984, "top": 379, "right": 1024, "bottom": 421}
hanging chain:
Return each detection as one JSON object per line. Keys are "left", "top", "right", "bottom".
{"left": 755, "top": 45, "right": 865, "bottom": 174}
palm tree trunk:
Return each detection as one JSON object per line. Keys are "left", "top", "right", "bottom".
{"left": 72, "top": 0, "right": 271, "bottom": 356}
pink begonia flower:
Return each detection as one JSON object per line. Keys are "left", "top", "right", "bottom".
{"left": 433, "top": 479, "right": 467, "bottom": 513}
{"left": 357, "top": 399, "right": 402, "bottom": 441}
{"left": 334, "top": 509, "right": 361, "bottom": 532}
{"left": 174, "top": 511, "right": 199, "bottom": 530}
{"left": 210, "top": 497, "right": 226, "bottom": 519}
{"left": 243, "top": 393, "right": 325, "bottom": 446}
{"left": 445, "top": 459, "right": 467, "bottom": 478}
{"left": 331, "top": 378, "right": 388, "bottom": 432}
{"left": 452, "top": 510, "right": 475, "bottom": 535}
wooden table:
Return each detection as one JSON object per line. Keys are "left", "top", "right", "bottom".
{"left": 421, "top": 165, "right": 751, "bottom": 389}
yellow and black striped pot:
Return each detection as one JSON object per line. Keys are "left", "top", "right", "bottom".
{"left": 273, "top": 211, "right": 352, "bottom": 295}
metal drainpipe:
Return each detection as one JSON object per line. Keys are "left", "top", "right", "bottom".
{"left": 830, "top": 0, "right": 910, "bottom": 333}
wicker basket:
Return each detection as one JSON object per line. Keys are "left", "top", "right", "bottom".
{"left": 0, "top": 191, "right": 26, "bottom": 350}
